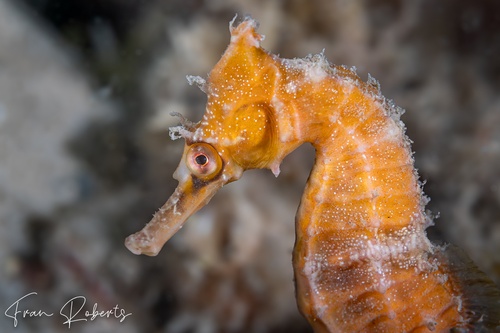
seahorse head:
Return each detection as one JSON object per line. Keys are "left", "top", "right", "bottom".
{"left": 125, "top": 17, "right": 289, "bottom": 256}
{"left": 172, "top": 16, "right": 283, "bottom": 176}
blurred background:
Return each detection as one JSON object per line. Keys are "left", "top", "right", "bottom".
{"left": 0, "top": 0, "right": 499, "bottom": 332}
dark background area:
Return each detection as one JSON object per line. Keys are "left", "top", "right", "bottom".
{"left": 0, "top": 0, "right": 499, "bottom": 332}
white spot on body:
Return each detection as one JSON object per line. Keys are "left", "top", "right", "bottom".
{"left": 383, "top": 120, "right": 403, "bottom": 143}
{"left": 271, "top": 90, "right": 294, "bottom": 143}
{"left": 308, "top": 64, "right": 328, "bottom": 83}
{"left": 329, "top": 113, "right": 339, "bottom": 124}
{"left": 173, "top": 203, "right": 181, "bottom": 216}
{"left": 223, "top": 103, "right": 233, "bottom": 113}
{"left": 285, "top": 81, "right": 297, "bottom": 94}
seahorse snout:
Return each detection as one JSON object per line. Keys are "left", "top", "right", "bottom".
{"left": 125, "top": 142, "right": 242, "bottom": 256}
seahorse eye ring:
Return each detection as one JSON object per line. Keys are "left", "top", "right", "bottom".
{"left": 186, "top": 143, "right": 222, "bottom": 180}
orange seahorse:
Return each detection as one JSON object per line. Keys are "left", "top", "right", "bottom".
{"left": 125, "top": 17, "right": 500, "bottom": 332}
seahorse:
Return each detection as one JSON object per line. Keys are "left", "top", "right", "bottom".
{"left": 125, "top": 17, "right": 500, "bottom": 332}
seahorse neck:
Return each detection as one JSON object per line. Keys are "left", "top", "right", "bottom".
{"left": 284, "top": 68, "right": 434, "bottom": 264}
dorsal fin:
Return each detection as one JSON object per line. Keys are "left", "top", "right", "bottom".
{"left": 440, "top": 245, "right": 500, "bottom": 331}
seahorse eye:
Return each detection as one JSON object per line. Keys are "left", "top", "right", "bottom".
{"left": 186, "top": 143, "right": 222, "bottom": 180}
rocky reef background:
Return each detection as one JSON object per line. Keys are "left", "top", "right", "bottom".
{"left": 0, "top": 0, "right": 499, "bottom": 332}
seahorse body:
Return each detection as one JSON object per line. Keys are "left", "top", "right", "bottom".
{"left": 126, "top": 17, "right": 500, "bottom": 332}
